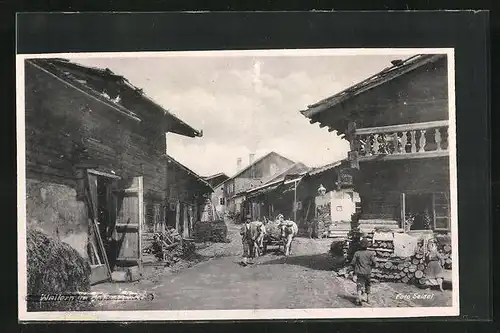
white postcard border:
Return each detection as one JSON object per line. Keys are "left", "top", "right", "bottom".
{"left": 17, "top": 47, "right": 459, "bottom": 321}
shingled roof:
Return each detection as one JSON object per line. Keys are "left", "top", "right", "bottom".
{"left": 300, "top": 54, "right": 446, "bottom": 135}
{"left": 28, "top": 58, "right": 203, "bottom": 138}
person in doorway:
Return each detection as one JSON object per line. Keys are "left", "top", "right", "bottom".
{"left": 423, "top": 239, "right": 445, "bottom": 291}
{"left": 239, "top": 218, "right": 253, "bottom": 266}
{"left": 350, "top": 238, "right": 377, "bottom": 305}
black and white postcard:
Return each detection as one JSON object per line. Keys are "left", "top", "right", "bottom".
{"left": 16, "top": 47, "right": 460, "bottom": 320}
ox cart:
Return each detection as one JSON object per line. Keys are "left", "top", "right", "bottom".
{"left": 262, "top": 222, "right": 284, "bottom": 254}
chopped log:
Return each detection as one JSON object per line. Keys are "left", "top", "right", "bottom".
{"left": 403, "top": 267, "right": 409, "bottom": 273}
{"left": 417, "top": 264, "right": 425, "bottom": 271}
{"left": 404, "top": 261, "right": 410, "bottom": 267}
{"left": 407, "top": 272, "right": 414, "bottom": 279}
{"left": 409, "top": 265, "right": 417, "bottom": 273}
{"left": 412, "top": 258, "right": 420, "bottom": 265}
{"left": 414, "top": 270, "right": 424, "bottom": 279}
{"left": 384, "top": 262, "right": 393, "bottom": 269}
{"left": 402, "top": 276, "right": 409, "bottom": 283}
{"left": 380, "top": 242, "right": 387, "bottom": 248}
{"left": 444, "top": 245, "right": 452, "bottom": 252}
{"left": 418, "top": 278, "right": 425, "bottom": 285}
{"left": 415, "top": 253, "right": 423, "bottom": 259}
{"left": 397, "top": 263, "right": 405, "bottom": 270}
{"left": 162, "top": 241, "right": 180, "bottom": 250}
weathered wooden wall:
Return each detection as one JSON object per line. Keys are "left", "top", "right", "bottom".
{"left": 355, "top": 157, "right": 450, "bottom": 221}
{"left": 24, "top": 60, "right": 203, "bottom": 251}
{"left": 25, "top": 61, "right": 170, "bottom": 200}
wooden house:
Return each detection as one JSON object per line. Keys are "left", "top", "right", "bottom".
{"left": 202, "top": 173, "right": 230, "bottom": 219}
{"left": 245, "top": 159, "right": 359, "bottom": 237}
{"left": 301, "top": 54, "right": 452, "bottom": 235}
{"left": 222, "top": 152, "right": 296, "bottom": 218}
{"left": 23, "top": 58, "right": 211, "bottom": 285}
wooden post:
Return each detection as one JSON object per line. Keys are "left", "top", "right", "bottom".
{"left": 183, "top": 205, "right": 189, "bottom": 238}
{"left": 293, "top": 180, "right": 298, "bottom": 222}
{"left": 400, "top": 193, "right": 406, "bottom": 232}
{"left": 175, "top": 201, "right": 181, "bottom": 233}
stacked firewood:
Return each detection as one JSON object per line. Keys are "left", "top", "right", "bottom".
{"left": 435, "top": 235, "right": 452, "bottom": 270}
{"left": 337, "top": 230, "right": 453, "bottom": 286}
{"left": 371, "top": 249, "right": 426, "bottom": 284}
{"left": 143, "top": 228, "right": 196, "bottom": 264}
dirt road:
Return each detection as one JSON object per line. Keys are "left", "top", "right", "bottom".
{"left": 92, "top": 221, "right": 452, "bottom": 310}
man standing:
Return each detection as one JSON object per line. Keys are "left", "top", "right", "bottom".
{"left": 240, "top": 218, "right": 253, "bottom": 266}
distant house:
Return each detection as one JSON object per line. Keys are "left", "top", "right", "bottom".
{"left": 202, "top": 173, "right": 230, "bottom": 218}
{"left": 223, "top": 152, "right": 296, "bottom": 218}
{"left": 245, "top": 159, "right": 359, "bottom": 238}
{"left": 243, "top": 162, "right": 309, "bottom": 221}
{"left": 164, "top": 155, "right": 213, "bottom": 237}
{"left": 23, "top": 58, "right": 210, "bottom": 285}
{"left": 301, "top": 54, "right": 451, "bottom": 235}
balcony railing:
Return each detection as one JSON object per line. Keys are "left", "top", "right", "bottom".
{"left": 354, "top": 120, "right": 449, "bottom": 160}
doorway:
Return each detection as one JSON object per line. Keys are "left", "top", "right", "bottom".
{"left": 403, "top": 192, "right": 450, "bottom": 231}
{"left": 405, "top": 193, "right": 433, "bottom": 230}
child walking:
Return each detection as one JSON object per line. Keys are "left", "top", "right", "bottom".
{"left": 350, "top": 238, "right": 377, "bottom": 305}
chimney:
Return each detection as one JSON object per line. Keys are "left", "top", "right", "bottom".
{"left": 249, "top": 153, "right": 255, "bottom": 178}
{"left": 249, "top": 153, "right": 255, "bottom": 165}
{"left": 237, "top": 158, "right": 242, "bottom": 171}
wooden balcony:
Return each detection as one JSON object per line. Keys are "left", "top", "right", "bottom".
{"left": 354, "top": 120, "right": 449, "bottom": 161}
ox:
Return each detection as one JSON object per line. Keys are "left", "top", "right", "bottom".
{"left": 248, "top": 221, "right": 266, "bottom": 257}
{"left": 280, "top": 220, "right": 298, "bottom": 256}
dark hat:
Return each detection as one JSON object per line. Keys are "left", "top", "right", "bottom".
{"left": 359, "top": 238, "right": 370, "bottom": 249}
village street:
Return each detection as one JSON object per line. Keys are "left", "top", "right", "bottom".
{"left": 92, "top": 220, "right": 452, "bottom": 311}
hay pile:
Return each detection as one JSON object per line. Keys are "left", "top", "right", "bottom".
{"left": 27, "top": 228, "right": 91, "bottom": 311}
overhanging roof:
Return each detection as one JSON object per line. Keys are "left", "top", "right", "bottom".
{"left": 29, "top": 58, "right": 203, "bottom": 138}
{"left": 300, "top": 54, "right": 446, "bottom": 134}
{"left": 166, "top": 155, "right": 213, "bottom": 192}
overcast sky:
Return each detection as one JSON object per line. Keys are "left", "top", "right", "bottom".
{"left": 74, "top": 53, "right": 411, "bottom": 177}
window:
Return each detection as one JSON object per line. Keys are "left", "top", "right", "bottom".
{"left": 433, "top": 192, "right": 450, "bottom": 230}
{"left": 219, "top": 197, "right": 225, "bottom": 205}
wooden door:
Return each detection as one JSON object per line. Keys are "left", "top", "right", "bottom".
{"left": 85, "top": 172, "right": 112, "bottom": 285}
{"left": 113, "top": 176, "right": 144, "bottom": 273}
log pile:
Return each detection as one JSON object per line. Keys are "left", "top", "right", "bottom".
{"left": 193, "top": 220, "right": 229, "bottom": 243}
{"left": 342, "top": 225, "right": 365, "bottom": 262}
{"left": 435, "top": 234, "right": 452, "bottom": 270}
{"left": 143, "top": 228, "right": 196, "bottom": 265}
